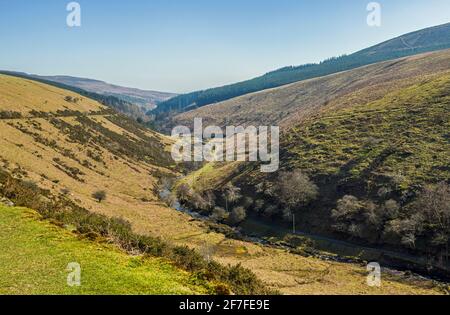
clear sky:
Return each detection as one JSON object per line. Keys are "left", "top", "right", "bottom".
{"left": 0, "top": 0, "right": 449, "bottom": 93}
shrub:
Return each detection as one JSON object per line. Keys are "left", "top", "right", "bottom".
{"left": 92, "top": 190, "right": 107, "bottom": 203}
{"left": 229, "top": 207, "right": 247, "bottom": 225}
{"left": 176, "top": 183, "right": 193, "bottom": 202}
{"left": 60, "top": 188, "right": 71, "bottom": 196}
{"left": 210, "top": 207, "right": 228, "bottom": 223}
{"left": 161, "top": 193, "right": 178, "bottom": 208}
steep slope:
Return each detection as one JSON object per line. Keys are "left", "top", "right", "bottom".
{"left": 153, "top": 22, "right": 450, "bottom": 117}
{"left": 0, "top": 73, "right": 179, "bottom": 236}
{"left": 0, "top": 206, "right": 209, "bottom": 295}
{"left": 171, "top": 49, "right": 450, "bottom": 129}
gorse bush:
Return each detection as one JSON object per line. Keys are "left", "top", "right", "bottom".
{"left": 0, "top": 169, "right": 274, "bottom": 295}
{"left": 92, "top": 190, "right": 107, "bottom": 203}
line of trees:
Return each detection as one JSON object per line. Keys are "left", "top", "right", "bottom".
{"left": 331, "top": 182, "right": 450, "bottom": 263}
{"left": 166, "top": 170, "right": 319, "bottom": 230}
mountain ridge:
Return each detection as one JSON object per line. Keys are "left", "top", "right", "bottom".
{"left": 152, "top": 22, "right": 450, "bottom": 118}
{"left": 170, "top": 49, "right": 450, "bottom": 130}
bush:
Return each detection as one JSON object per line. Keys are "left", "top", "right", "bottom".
{"left": 176, "top": 183, "right": 193, "bottom": 202}
{"left": 210, "top": 207, "right": 228, "bottom": 223}
{"left": 229, "top": 207, "right": 247, "bottom": 225}
{"left": 92, "top": 190, "right": 107, "bottom": 203}
{"left": 60, "top": 188, "right": 71, "bottom": 196}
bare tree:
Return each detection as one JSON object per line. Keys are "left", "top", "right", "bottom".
{"left": 415, "top": 182, "right": 450, "bottom": 258}
{"left": 278, "top": 170, "right": 318, "bottom": 232}
{"left": 278, "top": 170, "right": 318, "bottom": 210}
{"left": 222, "top": 183, "right": 242, "bottom": 212}
{"left": 176, "top": 183, "right": 193, "bottom": 202}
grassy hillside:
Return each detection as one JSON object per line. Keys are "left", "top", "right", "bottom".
{"left": 0, "top": 206, "right": 209, "bottom": 295}
{"left": 282, "top": 73, "right": 450, "bottom": 186}
{"left": 0, "top": 73, "right": 180, "bottom": 237}
{"left": 0, "top": 71, "right": 150, "bottom": 120}
{"left": 171, "top": 49, "right": 450, "bottom": 130}
{"left": 153, "top": 23, "right": 450, "bottom": 119}
{"left": 28, "top": 74, "right": 176, "bottom": 112}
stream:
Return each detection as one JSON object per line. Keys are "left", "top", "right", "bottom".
{"left": 160, "top": 188, "right": 449, "bottom": 287}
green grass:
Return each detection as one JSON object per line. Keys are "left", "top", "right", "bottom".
{"left": 284, "top": 73, "right": 450, "bottom": 189}
{"left": 0, "top": 206, "right": 210, "bottom": 295}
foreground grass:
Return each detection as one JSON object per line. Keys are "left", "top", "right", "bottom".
{"left": 0, "top": 206, "right": 210, "bottom": 295}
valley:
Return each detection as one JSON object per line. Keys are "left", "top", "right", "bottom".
{"left": 0, "top": 73, "right": 446, "bottom": 294}
{"left": 1, "top": 18, "right": 450, "bottom": 296}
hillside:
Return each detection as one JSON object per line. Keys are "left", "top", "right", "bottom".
{"left": 0, "top": 73, "right": 186, "bottom": 237}
{"left": 0, "top": 73, "right": 444, "bottom": 294}
{"left": 356, "top": 22, "right": 450, "bottom": 57}
{"left": 152, "top": 22, "right": 450, "bottom": 118}
{"left": 0, "top": 206, "right": 209, "bottom": 295}
{"left": 29, "top": 74, "right": 176, "bottom": 112}
{"left": 181, "top": 71, "right": 450, "bottom": 274}
{"left": 0, "top": 70, "right": 150, "bottom": 120}
{"left": 171, "top": 49, "right": 450, "bottom": 130}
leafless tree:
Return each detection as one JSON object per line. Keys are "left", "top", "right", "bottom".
{"left": 222, "top": 183, "right": 241, "bottom": 212}
{"left": 278, "top": 170, "right": 318, "bottom": 210}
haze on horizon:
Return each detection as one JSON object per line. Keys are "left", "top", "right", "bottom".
{"left": 1, "top": 0, "right": 449, "bottom": 93}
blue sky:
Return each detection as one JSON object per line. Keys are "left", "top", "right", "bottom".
{"left": 0, "top": 0, "right": 449, "bottom": 93}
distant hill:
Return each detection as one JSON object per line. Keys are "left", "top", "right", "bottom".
{"left": 32, "top": 75, "right": 177, "bottom": 112}
{"left": 0, "top": 71, "right": 176, "bottom": 114}
{"left": 171, "top": 49, "right": 450, "bottom": 130}
{"left": 356, "top": 22, "right": 450, "bottom": 57}
{"left": 153, "top": 22, "right": 450, "bottom": 117}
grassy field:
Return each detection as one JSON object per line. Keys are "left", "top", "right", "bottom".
{"left": 0, "top": 205, "right": 210, "bottom": 295}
